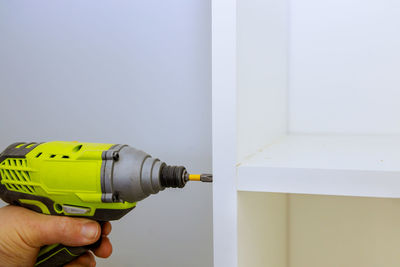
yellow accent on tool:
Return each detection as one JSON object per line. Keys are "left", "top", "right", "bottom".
{"left": 19, "top": 199, "right": 50, "bottom": 215}
{"left": 189, "top": 174, "right": 201, "bottom": 181}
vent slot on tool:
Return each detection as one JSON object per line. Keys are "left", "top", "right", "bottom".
{"left": 0, "top": 159, "right": 35, "bottom": 194}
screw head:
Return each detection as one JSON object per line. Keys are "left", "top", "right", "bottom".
{"left": 112, "top": 152, "right": 119, "bottom": 161}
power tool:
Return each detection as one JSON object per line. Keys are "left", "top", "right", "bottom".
{"left": 0, "top": 141, "right": 212, "bottom": 267}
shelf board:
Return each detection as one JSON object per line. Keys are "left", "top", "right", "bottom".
{"left": 237, "top": 135, "right": 400, "bottom": 198}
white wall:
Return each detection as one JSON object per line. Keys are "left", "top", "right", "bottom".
{"left": 0, "top": 1, "right": 212, "bottom": 266}
{"left": 289, "top": 0, "right": 400, "bottom": 134}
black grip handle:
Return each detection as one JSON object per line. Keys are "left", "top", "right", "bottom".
{"left": 35, "top": 244, "right": 89, "bottom": 267}
{"left": 35, "top": 224, "right": 104, "bottom": 267}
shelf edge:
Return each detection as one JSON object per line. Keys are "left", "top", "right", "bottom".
{"left": 237, "top": 166, "right": 400, "bottom": 198}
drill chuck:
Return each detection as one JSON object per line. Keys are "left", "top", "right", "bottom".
{"left": 160, "top": 165, "right": 188, "bottom": 188}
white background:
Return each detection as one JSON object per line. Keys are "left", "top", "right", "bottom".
{"left": 0, "top": 1, "right": 212, "bottom": 266}
{"left": 289, "top": 0, "right": 400, "bottom": 134}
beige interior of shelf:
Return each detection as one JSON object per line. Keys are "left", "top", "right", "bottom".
{"left": 238, "top": 192, "right": 400, "bottom": 267}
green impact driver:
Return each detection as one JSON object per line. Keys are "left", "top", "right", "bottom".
{"left": 0, "top": 141, "right": 212, "bottom": 267}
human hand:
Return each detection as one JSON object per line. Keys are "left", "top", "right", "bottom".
{"left": 0, "top": 205, "right": 112, "bottom": 267}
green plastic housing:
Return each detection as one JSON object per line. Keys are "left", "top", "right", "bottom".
{"left": 0, "top": 141, "right": 136, "bottom": 219}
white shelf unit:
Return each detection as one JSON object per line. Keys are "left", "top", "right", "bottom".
{"left": 212, "top": 0, "right": 400, "bottom": 266}
{"left": 238, "top": 135, "right": 400, "bottom": 197}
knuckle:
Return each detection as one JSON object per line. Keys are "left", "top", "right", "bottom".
{"left": 56, "top": 216, "right": 73, "bottom": 234}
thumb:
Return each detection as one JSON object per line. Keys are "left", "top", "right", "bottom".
{"left": 22, "top": 212, "right": 101, "bottom": 248}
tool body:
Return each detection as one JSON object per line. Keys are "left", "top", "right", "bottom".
{"left": 0, "top": 141, "right": 211, "bottom": 267}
